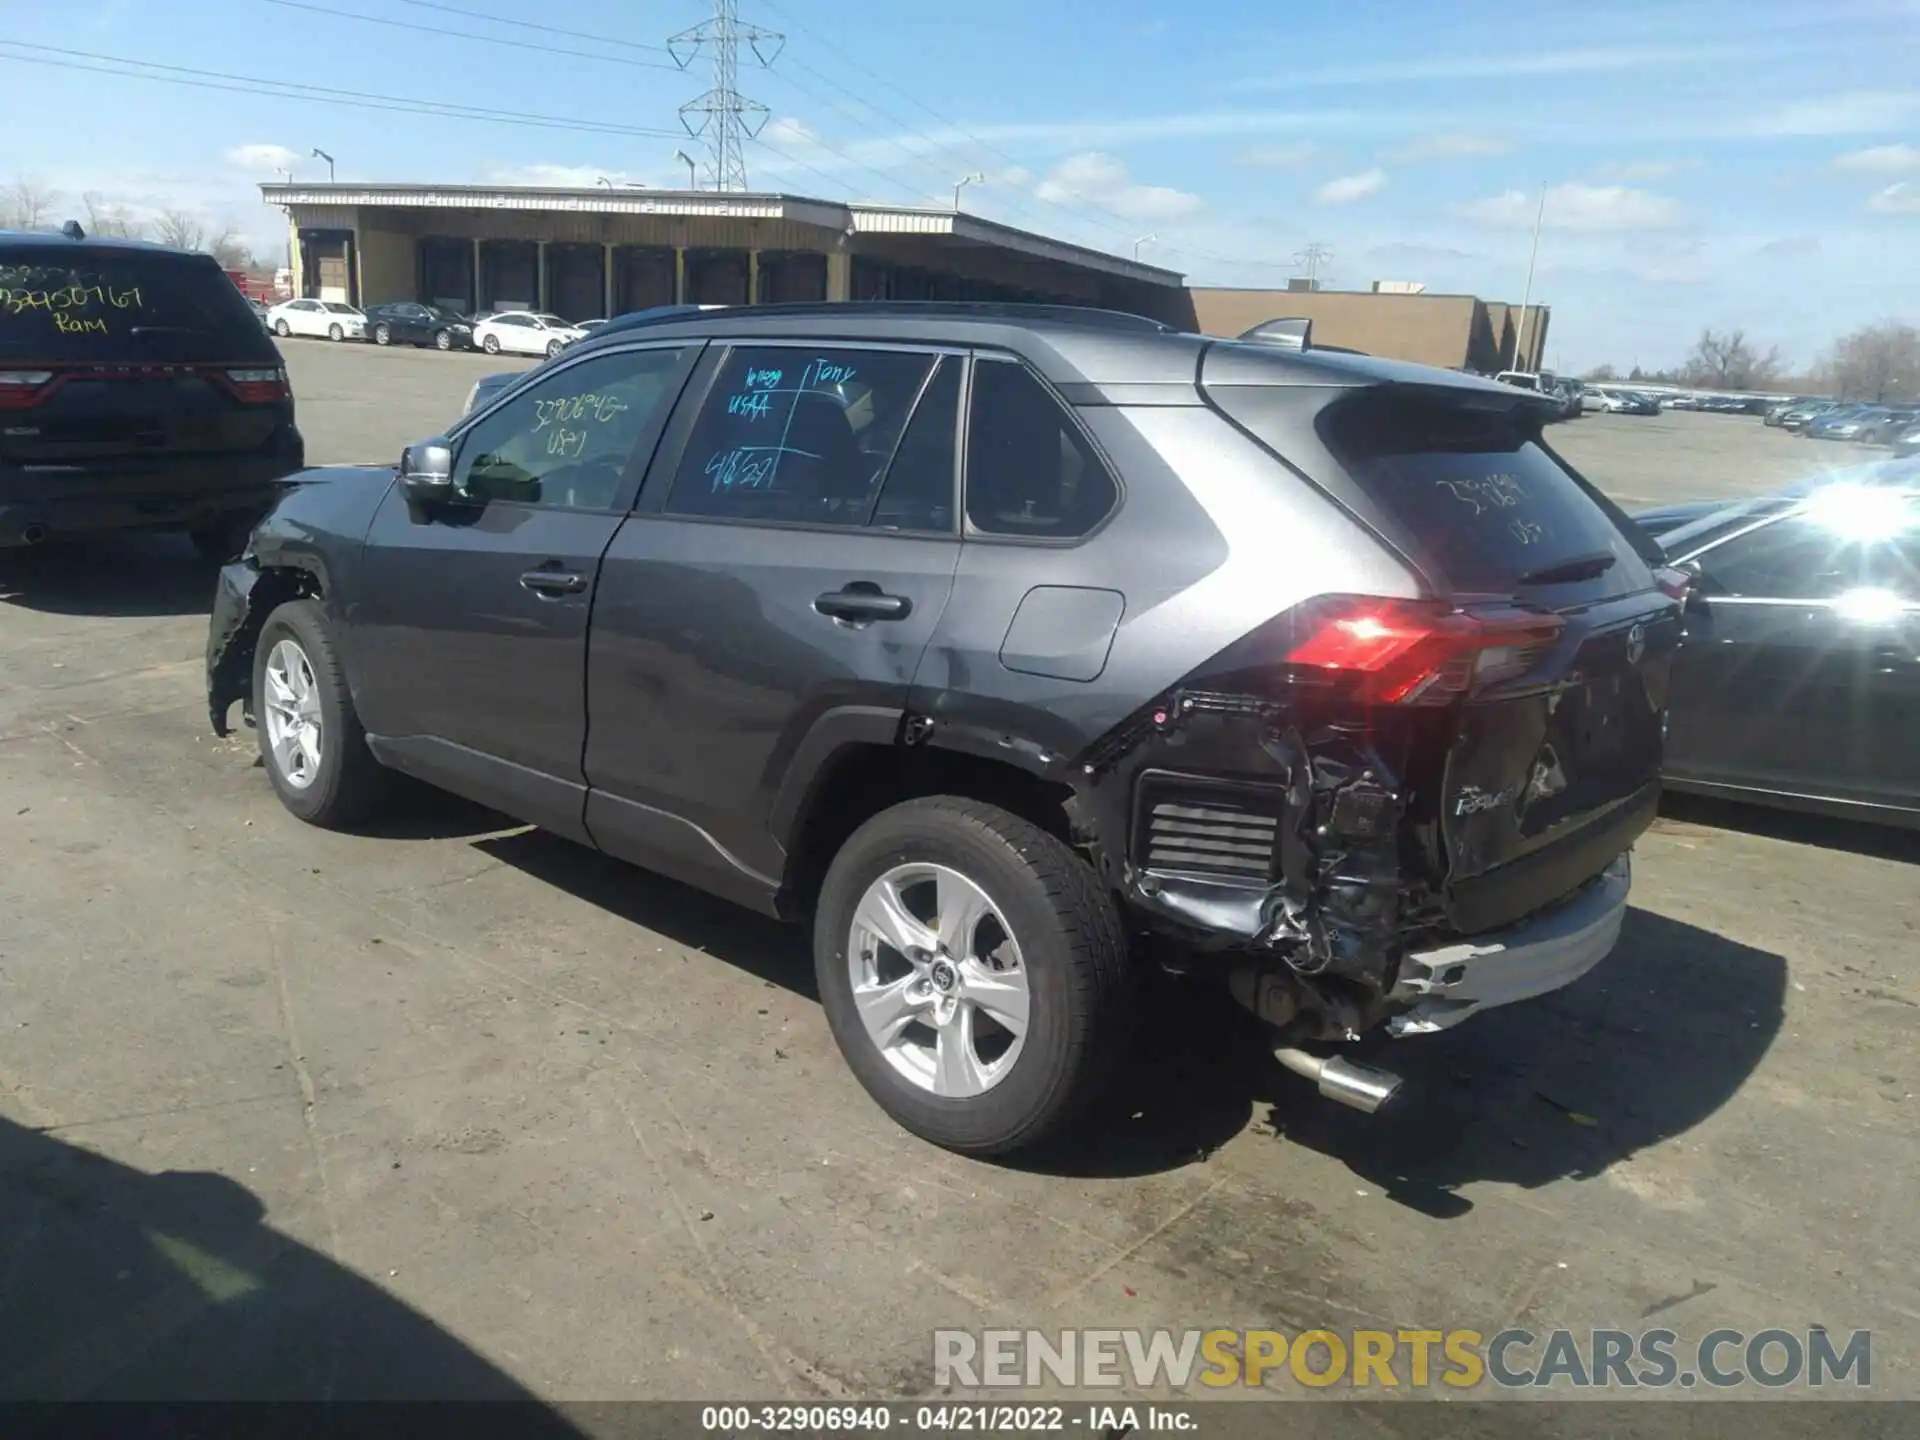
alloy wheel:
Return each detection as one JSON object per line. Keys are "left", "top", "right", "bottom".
{"left": 846, "top": 863, "right": 1030, "bottom": 1098}
{"left": 262, "top": 638, "right": 324, "bottom": 791}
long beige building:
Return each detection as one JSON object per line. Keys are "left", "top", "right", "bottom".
{"left": 267, "top": 182, "right": 1548, "bottom": 372}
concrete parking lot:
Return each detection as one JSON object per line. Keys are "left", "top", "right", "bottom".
{"left": 2, "top": 341, "right": 1914, "bottom": 1425}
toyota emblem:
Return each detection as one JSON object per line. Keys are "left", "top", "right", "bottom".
{"left": 1625, "top": 623, "right": 1646, "bottom": 665}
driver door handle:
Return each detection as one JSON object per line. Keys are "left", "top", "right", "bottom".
{"left": 814, "top": 585, "right": 911, "bottom": 622}
{"left": 520, "top": 569, "right": 588, "bottom": 597}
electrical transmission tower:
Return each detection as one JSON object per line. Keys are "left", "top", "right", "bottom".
{"left": 668, "top": 1, "right": 784, "bottom": 193}
{"left": 1293, "top": 242, "right": 1332, "bottom": 289}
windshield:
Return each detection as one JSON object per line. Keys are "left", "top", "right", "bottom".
{"left": 0, "top": 247, "right": 277, "bottom": 363}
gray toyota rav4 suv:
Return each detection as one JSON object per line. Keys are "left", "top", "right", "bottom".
{"left": 207, "top": 301, "right": 1684, "bottom": 1155}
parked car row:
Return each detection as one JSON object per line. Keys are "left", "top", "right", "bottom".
{"left": 262, "top": 299, "right": 595, "bottom": 356}
{"left": 1582, "top": 385, "right": 1662, "bottom": 416}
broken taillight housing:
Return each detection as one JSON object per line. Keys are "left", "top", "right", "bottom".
{"left": 0, "top": 370, "right": 53, "bottom": 410}
{"left": 1282, "top": 595, "right": 1565, "bottom": 705}
{"left": 222, "top": 366, "right": 291, "bottom": 404}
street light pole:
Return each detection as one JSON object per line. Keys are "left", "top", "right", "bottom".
{"left": 1515, "top": 185, "right": 1545, "bottom": 370}
{"left": 674, "top": 150, "right": 698, "bottom": 190}
{"left": 1133, "top": 233, "right": 1157, "bottom": 260}
{"left": 953, "top": 172, "right": 985, "bottom": 210}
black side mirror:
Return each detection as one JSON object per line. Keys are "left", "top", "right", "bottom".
{"left": 399, "top": 438, "right": 455, "bottom": 503}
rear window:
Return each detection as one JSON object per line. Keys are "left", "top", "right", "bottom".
{"left": 0, "top": 247, "right": 275, "bottom": 363}
{"left": 1213, "top": 385, "right": 1652, "bottom": 597}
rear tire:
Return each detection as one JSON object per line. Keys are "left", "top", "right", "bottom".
{"left": 482, "top": 334, "right": 500, "bottom": 355}
{"left": 275, "top": 319, "right": 291, "bottom": 337}
{"left": 813, "top": 797, "right": 1133, "bottom": 1156}
{"left": 374, "top": 324, "right": 391, "bottom": 346}
{"left": 251, "top": 599, "right": 388, "bottom": 829}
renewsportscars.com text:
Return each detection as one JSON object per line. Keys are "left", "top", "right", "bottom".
{"left": 932, "top": 1326, "right": 1872, "bottom": 1391}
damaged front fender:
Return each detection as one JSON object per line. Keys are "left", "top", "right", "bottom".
{"left": 206, "top": 561, "right": 261, "bottom": 737}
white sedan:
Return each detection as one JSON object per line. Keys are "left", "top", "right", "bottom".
{"left": 266, "top": 298, "right": 367, "bottom": 342}
{"left": 471, "top": 311, "right": 588, "bottom": 358}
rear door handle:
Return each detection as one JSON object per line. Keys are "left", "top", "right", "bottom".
{"left": 520, "top": 569, "right": 588, "bottom": 597}
{"left": 814, "top": 586, "right": 911, "bottom": 622}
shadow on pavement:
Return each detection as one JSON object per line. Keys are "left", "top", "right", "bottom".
{"left": 474, "top": 828, "right": 818, "bottom": 1002}
{"left": 0, "top": 535, "right": 221, "bottom": 619}
{"left": 1260, "top": 907, "right": 1786, "bottom": 1215}
{"left": 1660, "top": 791, "right": 1920, "bottom": 865}
{"left": 1028, "top": 907, "right": 1784, "bottom": 1199}
{"left": 0, "top": 1115, "right": 581, "bottom": 1422}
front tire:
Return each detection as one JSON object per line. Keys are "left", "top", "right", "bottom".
{"left": 813, "top": 797, "right": 1133, "bottom": 1156}
{"left": 482, "top": 334, "right": 500, "bottom": 355}
{"left": 251, "top": 599, "right": 388, "bottom": 828}
{"left": 435, "top": 329, "right": 453, "bottom": 351}
{"left": 546, "top": 339, "right": 565, "bottom": 357}
{"left": 328, "top": 323, "right": 344, "bottom": 342}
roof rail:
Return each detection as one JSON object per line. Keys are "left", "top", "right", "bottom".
{"left": 594, "top": 299, "right": 1175, "bottom": 338}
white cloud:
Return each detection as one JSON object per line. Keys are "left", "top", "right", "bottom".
{"left": 476, "top": 162, "right": 652, "bottom": 189}
{"left": 1868, "top": 181, "right": 1920, "bottom": 214}
{"left": 1233, "top": 142, "right": 1326, "bottom": 169}
{"left": 1032, "top": 152, "right": 1203, "bottom": 222}
{"left": 225, "top": 144, "right": 301, "bottom": 174}
{"left": 1739, "top": 91, "right": 1920, "bottom": 136}
{"left": 1459, "top": 182, "right": 1686, "bottom": 232}
{"left": 1313, "top": 169, "right": 1386, "bottom": 206}
{"left": 761, "top": 116, "right": 820, "bottom": 149}
{"left": 1836, "top": 143, "right": 1920, "bottom": 172}
{"left": 1592, "top": 158, "right": 1701, "bottom": 182}
{"left": 1380, "top": 133, "right": 1510, "bottom": 164}
{"left": 1234, "top": 41, "right": 1790, "bottom": 92}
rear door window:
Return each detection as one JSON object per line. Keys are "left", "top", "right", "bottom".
{"left": 0, "top": 247, "right": 275, "bottom": 363}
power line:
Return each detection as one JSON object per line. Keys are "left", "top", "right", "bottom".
{"left": 395, "top": 0, "right": 673, "bottom": 54}
{"left": 0, "top": 42, "right": 687, "bottom": 141}
{"left": 257, "top": 0, "right": 686, "bottom": 73}
{"left": 751, "top": 0, "right": 1294, "bottom": 272}
{"left": 669, "top": 1, "right": 784, "bottom": 192}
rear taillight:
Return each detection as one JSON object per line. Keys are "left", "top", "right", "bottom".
{"left": 224, "top": 366, "right": 290, "bottom": 404}
{"left": 1282, "top": 595, "right": 1565, "bottom": 706}
{"left": 0, "top": 370, "right": 53, "bottom": 410}
{"left": 1654, "top": 566, "right": 1692, "bottom": 603}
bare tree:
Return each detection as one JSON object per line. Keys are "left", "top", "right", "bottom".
{"left": 1583, "top": 363, "right": 1618, "bottom": 382}
{"left": 152, "top": 208, "right": 207, "bottom": 252}
{"left": 1682, "top": 328, "right": 1785, "bottom": 389}
{"left": 208, "top": 228, "right": 256, "bottom": 270}
{"left": 81, "top": 191, "right": 146, "bottom": 239}
{"left": 1, "top": 176, "right": 61, "bottom": 230}
{"left": 1818, "top": 321, "right": 1920, "bottom": 403}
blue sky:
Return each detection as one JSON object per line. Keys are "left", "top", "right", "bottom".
{"left": 2, "top": 0, "right": 1917, "bottom": 370}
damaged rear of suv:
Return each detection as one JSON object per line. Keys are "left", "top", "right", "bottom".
{"left": 1075, "top": 343, "right": 1684, "bottom": 1112}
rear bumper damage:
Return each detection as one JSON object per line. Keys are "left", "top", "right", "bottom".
{"left": 1384, "top": 854, "right": 1629, "bottom": 1035}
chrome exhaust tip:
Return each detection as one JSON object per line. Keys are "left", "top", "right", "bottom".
{"left": 1272, "top": 1047, "right": 1404, "bottom": 1115}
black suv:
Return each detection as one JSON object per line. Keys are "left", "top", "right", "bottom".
{"left": 207, "top": 301, "right": 1681, "bottom": 1155}
{"left": 1, "top": 224, "right": 304, "bottom": 556}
